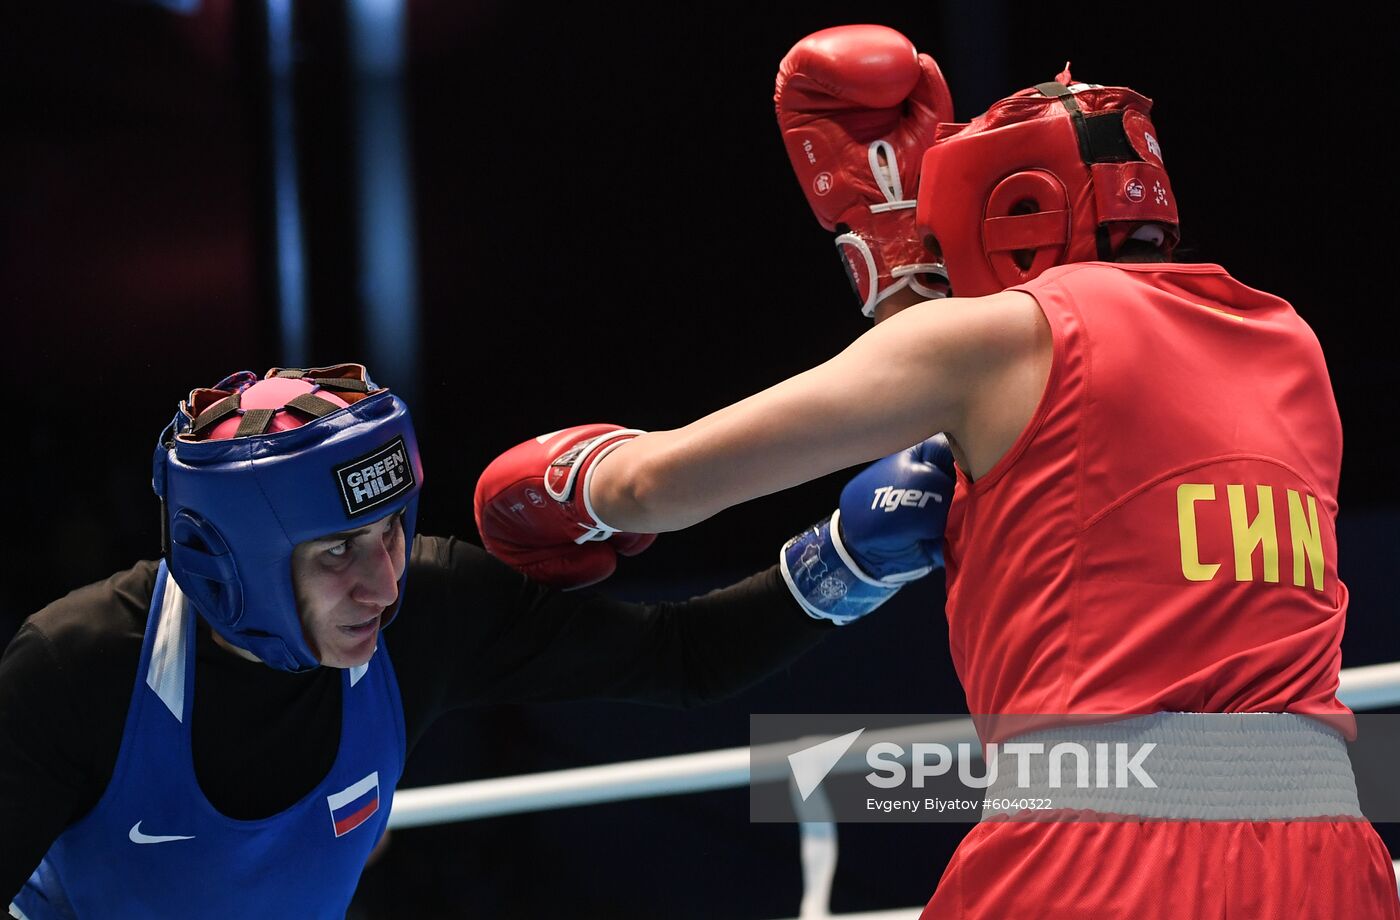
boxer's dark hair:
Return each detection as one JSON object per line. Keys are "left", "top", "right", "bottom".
{"left": 1115, "top": 238, "right": 1171, "bottom": 263}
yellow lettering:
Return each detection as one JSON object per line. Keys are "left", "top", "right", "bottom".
{"left": 1287, "top": 489, "right": 1326, "bottom": 591}
{"left": 1227, "top": 484, "right": 1278, "bottom": 583}
{"left": 1177, "top": 484, "right": 1220, "bottom": 581}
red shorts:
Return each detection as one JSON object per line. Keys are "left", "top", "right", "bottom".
{"left": 921, "top": 819, "right": 1398, "bottom": 919}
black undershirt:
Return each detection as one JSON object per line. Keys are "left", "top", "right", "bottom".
{"left": 0, "top": 535, "right": 828, "bottom": 901}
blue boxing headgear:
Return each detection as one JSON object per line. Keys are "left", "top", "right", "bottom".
{"left": 152, "top": 364, "right": 423, "bottom": 671}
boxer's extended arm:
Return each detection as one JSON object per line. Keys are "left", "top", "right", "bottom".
{"left": 591, "top": 290, "right": 1049, "bottom": 532}
{"left": 389, "top": 537, "right": 832, "bottom": 721}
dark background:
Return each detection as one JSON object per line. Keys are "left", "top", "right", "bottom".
{"left": 2, "top": 1, "right": 1396, "bottom": 917}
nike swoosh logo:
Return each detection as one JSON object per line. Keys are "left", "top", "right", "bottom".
{"left": 129, "top": 821, "right": 195, "bottom": 844}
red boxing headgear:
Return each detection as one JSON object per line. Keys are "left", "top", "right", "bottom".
{"left": 916, "top": 70, "right": 1179, "bottom": 297}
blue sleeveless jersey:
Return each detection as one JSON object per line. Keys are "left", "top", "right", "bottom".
{"left": 12, "top": 562, "right": 405, "bottom": 919}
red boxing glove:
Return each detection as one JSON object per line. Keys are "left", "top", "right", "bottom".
{"left": 473, "top": 424, "right": 656, "bottom": 589}
{"left": 775, "top": 25, "right": 955, "bottom": 316}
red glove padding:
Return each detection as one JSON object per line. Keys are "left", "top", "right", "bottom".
{"left": 775, "top": 25, "right": 954, "bottom": 316}
{"left": 474, "top": 424, "right": 656, "bottom": 589}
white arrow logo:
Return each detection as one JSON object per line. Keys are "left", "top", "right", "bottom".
{"left": 787, "top": 728, "right": 865, "bottom": 801}
{"left": 129, "top": 821, "right": 195, "bottom": 844}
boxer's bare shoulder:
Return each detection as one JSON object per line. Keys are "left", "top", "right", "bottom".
{"left": 590, "top": 289, "right": 1051, "bottom": 532}
{"left": 934, "top": 290, "right": 1053, "bottom": 480}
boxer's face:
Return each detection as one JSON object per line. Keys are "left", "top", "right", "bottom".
{"left": 291, "top": 510, "right": 407, "bottom": 668}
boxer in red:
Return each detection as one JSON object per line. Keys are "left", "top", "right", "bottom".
{"left": 475, "top": 25, "right": 1399, "bottom": 918}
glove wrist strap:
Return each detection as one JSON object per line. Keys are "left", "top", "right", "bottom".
{"left": 577, "top": 434, "right": 640, "bottom": 541}
{"left": 779, "top": 510, "right": 902, "bottom": 626}
{"left": 544, "top": 429, "right": 645, "bottom": 543}
{"left": 836, "top": 209, "right": 950, "bottom": 316}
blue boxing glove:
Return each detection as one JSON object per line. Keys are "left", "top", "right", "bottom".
{"left": 781, "top": 435, "right": 956, "bottom": 625}
{"left": 839, "top": 434, "right": 956, "bottom": 579}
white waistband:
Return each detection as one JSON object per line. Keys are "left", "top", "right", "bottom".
{"left": 980, "top": 712, "right": 1362, "bottom": 821}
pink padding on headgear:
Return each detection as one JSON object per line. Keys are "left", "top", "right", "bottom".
{"left": 207, "top": 377, "right": 349, "bottom": 441}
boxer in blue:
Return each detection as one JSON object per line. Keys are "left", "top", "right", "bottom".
{"left": 2, "top": 363, "right": 951, "bottom": 917}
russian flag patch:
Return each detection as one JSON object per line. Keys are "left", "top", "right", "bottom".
{"left": 327, "top": 772, "right": 380, "bottom": 838}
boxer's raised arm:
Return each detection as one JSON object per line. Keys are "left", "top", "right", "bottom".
{"left": 590, "top": 289, "right": 1047, "bottom": 532}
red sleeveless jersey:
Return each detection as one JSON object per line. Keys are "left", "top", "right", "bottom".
{"left": 942, "top": 262, "right": 1350, "bottom": 731}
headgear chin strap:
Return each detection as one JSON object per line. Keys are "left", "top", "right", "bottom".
{"left": 152, "top": 364, "right": 424, "bottom": 672}
{"left": 916, "top": 69, "right": 1180, "bottom": 297}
